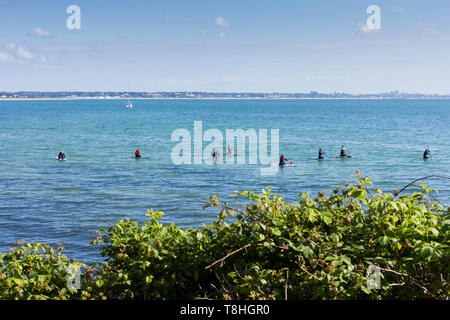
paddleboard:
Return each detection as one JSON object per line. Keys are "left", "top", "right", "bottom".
{"left": 308, "top": 158, "right": 331, "bottom": 161}
{"left": 223, "top": 153, "right": 238, "bottom": 157}
{"left": 273, "top": 161, "right": 296, "bottom": 167}
{"left": 333, "top": 154, "right": 352, "bottom": 159}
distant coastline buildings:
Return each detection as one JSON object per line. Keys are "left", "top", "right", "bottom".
{"left": 0, "top": 91, "right": 449, "bottom": 99}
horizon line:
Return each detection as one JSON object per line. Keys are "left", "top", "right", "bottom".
{"left": 1, "top": 91, "right": 450, "bottom": 95}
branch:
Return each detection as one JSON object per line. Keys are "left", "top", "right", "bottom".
{"left": 199, "top": 198, "right": 246, "bottom": 216}
{"left": 408, "top": 183, "right": 445, "bottom": 208}
{"left": 378, "top": 267, "right": 439, "bottom": 300}
{"left": 389, "top": 283, "right": 406, "bottom": 287}
{"left": 300, "top": 265, "right": 320, "bottom": 280}
{"left": 205, "top": 243, "right": 289, "bottom": 270}
{"left": 219, "top": 204, "right": 246, "bottom": 215}
{"left": 394, "top": 175, "right": 450, "bottom": 197}
{"left": 205, "top": 244, "right": 252, "bottom": 269}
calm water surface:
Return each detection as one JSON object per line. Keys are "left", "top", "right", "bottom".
{"left": 0, "top": 99, "right": 449, "bottom": 262}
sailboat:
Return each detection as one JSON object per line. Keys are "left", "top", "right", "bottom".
{"left": 125, "top": 82, "right": 133, "bottom": 109}
{"left": 126, "top": 98, "right": 133, "bottom": 109}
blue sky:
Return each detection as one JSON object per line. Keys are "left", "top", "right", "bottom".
{"left": 0, "top": 0, "right": 449, "bottom": 93}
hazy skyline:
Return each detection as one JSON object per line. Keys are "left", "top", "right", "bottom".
{"left": 1, "top": 0, "right": 449, "bottom": 93}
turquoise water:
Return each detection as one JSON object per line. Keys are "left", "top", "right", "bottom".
{"left": 0, "top": 99, "right": 449, "bottom": 262}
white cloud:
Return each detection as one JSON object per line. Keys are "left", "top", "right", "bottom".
{"left": 219, "top": 31, "right": 225, "bottom": 38}
{"left": 32, "top": 27, "right": 51, "bottom": 37}
{"left": 16, "top": 47, "right": 35, "bottom": 60}
{"left": 357, "top": 22, "right": 378, "bottom": 34}
{"left": 200, "top": 29, "right": 206, "bottom": 34}
{"left": 1, "top": 42, "right": 46, "bottom": 63}
{"left": 215, "top": 17, "right": 229, "bottom": 28}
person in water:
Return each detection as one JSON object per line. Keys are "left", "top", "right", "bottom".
{"left": 212, "top": 149, "right": 220, "bottom": 159}
{"left": 135, "top": 149, "right": 142, "bottom": 158}
{"left": 423, "top": 148, "right": 431, "bottom": 159}
{"left": 318, "top": 148, "right": 325, "bottom": 159}
{"left": 57, "top": 151, "right": 65, "bottom": 160}
{"left": 279, "top": 154, "right": 288, "bottom": 166}
{"left": 340, "top": 145, "right": 347, "bottom": 158}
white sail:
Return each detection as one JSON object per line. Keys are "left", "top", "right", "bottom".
{"left": 126, "top": 98, "right": 133, "bottom": 108}
{"left": 126, "top": 82, "right": 133, "bottom": 108}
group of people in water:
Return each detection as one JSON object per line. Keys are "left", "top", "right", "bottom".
{"left": 279, "top": 145, "right": 349, "bottom": 166}
{"left": 319, "top": 145, "right": 349, "bottom": 159}
{"left": 57, "top": 150, "right": 143, "bottom": 159}
{"left": 57, "top": 146, "right": 433, "bottom": 163}
{"left": 212, "top": 145, "right": 236, "bottom": 159}
{"left": 278, "top": 146, "right": 433, "bottom": 166}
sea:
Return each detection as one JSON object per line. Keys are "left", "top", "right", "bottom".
{"left": 0, "top": 99, "right": 449, "bottom": 262}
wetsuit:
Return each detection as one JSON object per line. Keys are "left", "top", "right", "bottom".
{"left": 58, "top": 152, "right": 65, "bottom": 160}
{"left": 340, "top": 148, "right": 346, "bottom": 158}
{"left": 318, "top": 150, "right": 324, "bottom": 159}
{"left": 279, "top": 155, "right": 287, "bottom": 166}
{"left": 135, "top": 150, "right": 141, "bottom": 158}
{"left": 423, "top": 149, "right": 430, "bottom": 159}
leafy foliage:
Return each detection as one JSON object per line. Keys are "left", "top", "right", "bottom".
{"left": 0, "top": 242, "right": 87, "bottom": 299}
{"left": 1, "top": 173, "right": 449, "bottom": 299}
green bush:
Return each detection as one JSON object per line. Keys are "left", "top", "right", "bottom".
{"left": 0, "top": 242, "right": 87, "bottom": 299}
{"left": 89, "top": 172, "right": 449, "bottom": 299}
{"left": 1, "top": 173, "right": 449, "bottom": 299}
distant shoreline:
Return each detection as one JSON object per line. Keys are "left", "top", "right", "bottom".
{"left": 1, "top": 97, "right": 450, "bottom": 101}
